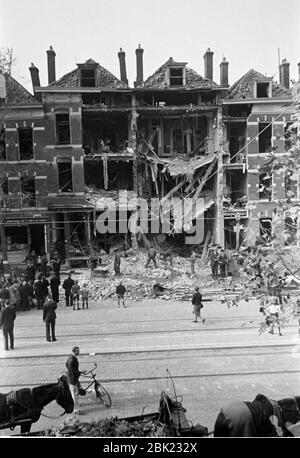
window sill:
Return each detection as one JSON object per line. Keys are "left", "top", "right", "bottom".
{"left": 55, "top": 144, "right": 72, "bottom": 148}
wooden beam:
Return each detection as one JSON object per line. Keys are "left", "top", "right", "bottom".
{"left": 194, "top": 158, "right": 217, "bottom": 200}
{"left": 201, "top": 230, "right": 211, "bottom": 261}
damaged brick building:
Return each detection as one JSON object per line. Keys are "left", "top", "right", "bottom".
{"left": 0, "top": 45, "right": 299, "bottom": 269}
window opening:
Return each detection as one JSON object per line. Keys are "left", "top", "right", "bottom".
{"left": 0, "top": 128, "right": 6, "bottom": 160}
{"left": 81, "top": 69, "right": 96, "bottom": 87}
{"left": 58, "top": 160, "right": 73, "bottom": 192}
{"left": 259, "top": 172, "right": 272, "bottom": 200}
{"left": 258, "top": 123, "right": 272, "bottom": 153}
{"left": 21, "top": 177, "right": 36, "bottom": 207}
{"left": 260, "top": 218, "right": 272, "bottom": 242}
{"left": 19, "top": 128, "right": 33, "bottom": 159}
{"left": 256, "top": 82, "right": 271, "bottom": 98}
{"left": 56, "top": 113, "right": 71, "bottom": 145}
{"left": 169, "top": 67, "right": 183, "bottom": 86}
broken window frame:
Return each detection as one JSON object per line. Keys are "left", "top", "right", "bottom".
{"left": 285, "top": 170, "right": 297, "bottom": 198}
{"left": 258, "top": 172, "right": 272, "bottom": 200}
{"left": 80, "top": 69, "right": 96, "bottom": 87}
{"left": 57, "top": 158, "right": 73, "bottom": 193}
{"left": 259, "top": 218, "right": 272, "bottom": 243}
{"left": 284, "top": 216, "right": 298, "bottom": 245}
{"left": 18, "top": 127, "right": 34, "bottom": 160}
{"left": 0, "top": 176, "right": 9, "bottom": 209}
{"left": 258, "top": 122, "right": 272, "bottom": 153}
{"left": 0, "top": 128, "right": 6, "bottom": 160}
{"left": 20, "top": 176, "right": 36, "bottom": 208}
{"left": 55, "top": 112, "right": 71, "bottom": 145}
{"left": 169, "top": 67, "right": 184, "bottom": 87}
{"left": 284, "top": 122, "right": 297, "bottom": 151}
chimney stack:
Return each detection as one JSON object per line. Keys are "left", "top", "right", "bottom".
{"left": 204, "top": 48, "right": 214, "bottom": 81}
{"left": 118, "top": 48, "right": 128, "bottom": 84}
{"left": 135, "top": 44, "right": 144, "bottom": 86}
{"left": 279, "top": 58, "right": 290, "bottom": 89}
{"left": 29, "top": 63, "right": 41, "bottom": 101}
{"left": 220, "top": 57, "right": 229, "bottom": 87}
{"left": 46, "top": 46, "right": 56, "bottom": 84}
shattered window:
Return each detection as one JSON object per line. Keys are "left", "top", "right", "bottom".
{"left": 56, "top": 113, "right": 71, "bottom": 145}
{"left": 259, "top": 172, "right": 272, "bottom": 200}
{"left": 0, "top": 177, "right": 8, "bottom": 209}
{"left": 0, "top": 128, "right": 6, "bottom": 160}
{"left": 285, "top": 170, "right": 297, "bottom": 199}
{"left": 81, "top": 69, "right": 96, "bottom": 87}
{"left": 285, "top": 217, "right": 297, "bottom": 245}
{"left": 58, "top": 160, "right": 73, "bottom": 192}
{"left": 19, "top": 128, "right": 33, "bottom": 159}
{"left": 21, "top": 177, "right": 36, "bottom": 207}
{"left": 258, "top": 123, "right": 272, "bottom": 153}
{"left": 260, "top": 218, "right": 272, "bottom": 242}
{"left": 169, "top": 67, "right": 184, "bottom": 86}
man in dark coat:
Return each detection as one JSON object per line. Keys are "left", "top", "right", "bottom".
{"left": 52, "top": 253, "right": 61, "bottom": 280}
{"left": 116, "top": 282, "right": 126, "bottom": 308}
{"left": 0, "top": 302, "right": 16, "bottom": 350}
{"left": 65, "top": 346, "right": 86, "bottom": 414}
{"left": 43, "top": 296, "right": 57, "bottom": 342}
{"left": 41, "top": 275, "right": 49, "bottom": 298}
{"left": 40, "top": 253, "right": 48, "bottom": 277}
{"left": 20, "top": 279, "right": 32, "bottom": 311}
{"left": 63, "top": 273, "right": 75, "bottom": 307}
{"left": 50, "top": 275, "right": 60, "bottom": 303}
{"left": 34, "top": 274, "right": 45, "bottom": 310}
{"left": 191, "top": 287, "right": 205, "bottom": 324}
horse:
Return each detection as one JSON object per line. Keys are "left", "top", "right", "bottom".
{"left": 0, "top": 374, "right": 74, "bottom": 434}
{"left": 214, "top": 393, "right": 300, "bottom": 437}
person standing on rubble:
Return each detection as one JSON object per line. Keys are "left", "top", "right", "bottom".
{"left": 191, "top": 287, "right": 205, "bottom": 324}
{"left": 71, "top": 280, "right": 81, "bottom": 310}
{"left": 145, "top": 246, "right": 158, "bottom": 268}
{"left": 114, "top": 250, "right": 122, "bottom": 276}
{"left": 116, "top": 281, "right": 126, "bottom": 308}
{"left": 208, "top": 244, "right": 218, "bottom": 279}
{"left": 189, "top": 250, "right": 198, "bottom": 276}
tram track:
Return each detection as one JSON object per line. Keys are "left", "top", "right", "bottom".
{"left": 1, "top": 367, "right": 300, "bottom": 390}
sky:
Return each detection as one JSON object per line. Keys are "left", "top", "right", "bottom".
{"left": 1, "top": 0, "right": 300, "bottom": 93}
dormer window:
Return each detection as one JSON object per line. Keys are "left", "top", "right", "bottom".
{"left": 81, "top": 69, "right": 96, "bottom": 87}
{"left": 169, "top": 67, "right": 184, "bottom": 86}
{"left": 255, "top": 81, "right": 272, "bottom": 98}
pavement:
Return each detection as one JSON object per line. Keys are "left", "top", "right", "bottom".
{"left": 1, "top": 271, "right": 300, "bottom": 436}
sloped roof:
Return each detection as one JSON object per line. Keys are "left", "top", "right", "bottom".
{"left": 2, "top": 73, "right": 37, "bottom": 104}
{"left": 49, "top": 59, "right": 128, "bottom": 89}
{"left": 137, "top": 58, "right": 220, "bottom": 90}
{"left": 228, "top": 69, "right": 292, "bottom": 99}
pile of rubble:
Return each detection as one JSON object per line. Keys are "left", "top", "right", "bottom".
{"left": 37, "top": 415, "right": 171, "bottom": 437}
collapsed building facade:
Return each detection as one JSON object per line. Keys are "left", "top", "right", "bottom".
{"left": 0, "top": 45, "right": 299, "bottom": 268}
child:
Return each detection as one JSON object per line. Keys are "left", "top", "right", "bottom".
{"left": 81, "top": 284, "right": 89, "bottom": 309}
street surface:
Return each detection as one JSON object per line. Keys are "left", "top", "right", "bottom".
{"left": 1, "top": 276, "right": 300, "bottom": 436}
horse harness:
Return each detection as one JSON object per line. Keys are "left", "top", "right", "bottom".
{"left": 5, "top": 389, "right": 40, "bottom": 429}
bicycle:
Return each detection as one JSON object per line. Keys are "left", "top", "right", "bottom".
{"left": 80, "top": 363, "right": 111, "bottom": 408}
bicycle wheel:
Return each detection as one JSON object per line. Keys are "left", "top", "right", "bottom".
{"left": 95, "top": 381, "right": 111, "bottom": 407}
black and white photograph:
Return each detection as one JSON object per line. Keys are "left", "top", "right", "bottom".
{"left": 0, "top": 0, "right": 300, "bottom": 445}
